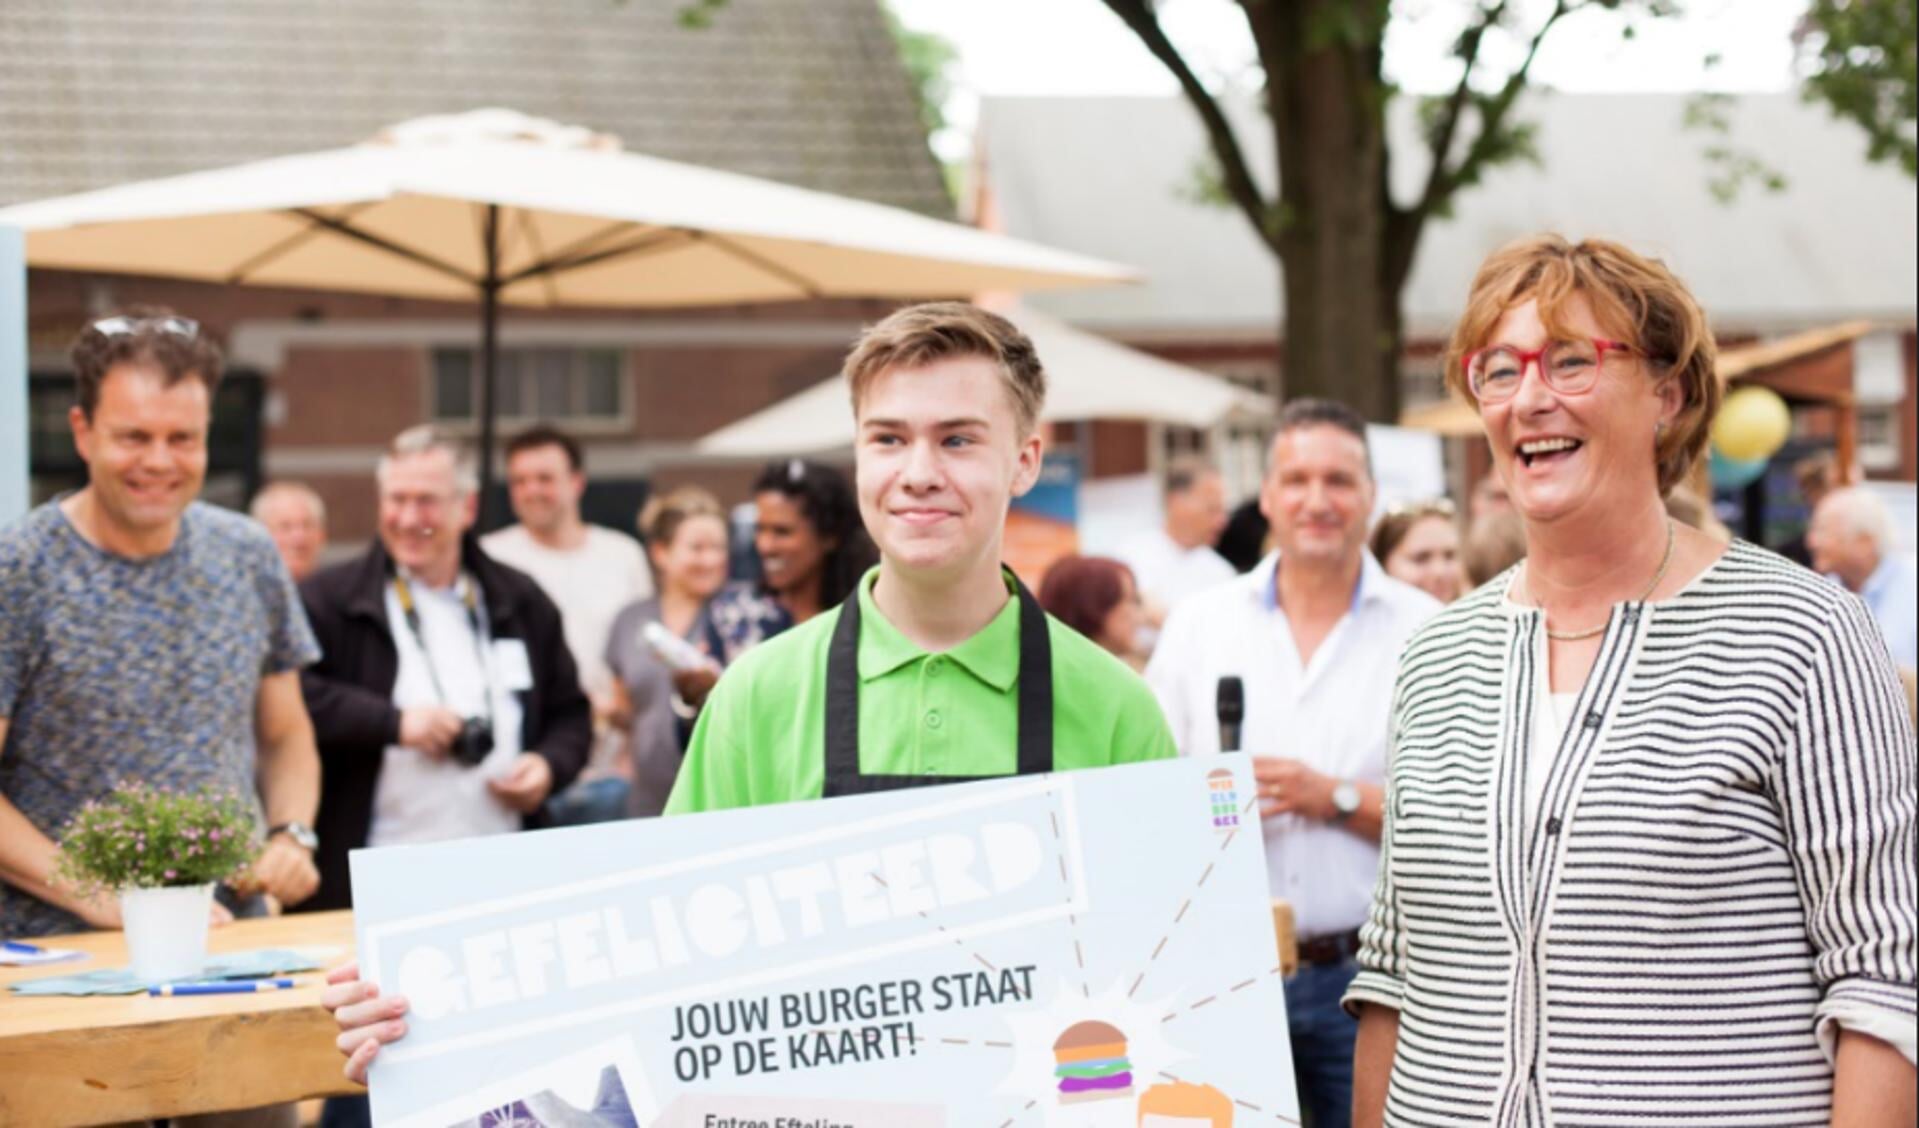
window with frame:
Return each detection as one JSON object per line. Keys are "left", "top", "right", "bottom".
{"left": 431, "top": 347, "right": 625, "bottom": 426}
{"left": 1857, "top": 405, "right": 1901, "bottom": 472}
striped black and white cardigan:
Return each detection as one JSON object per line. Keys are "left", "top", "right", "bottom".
{"left": 1345, "top": 540, "right": 1917, "bottom": 1126}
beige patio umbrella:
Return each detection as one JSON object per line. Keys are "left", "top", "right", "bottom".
{"left": 1399, "top": 397, "right": 1483, "bottom": 438}
{"left": 0, "top": 109, "right": 1138, "bottom": 510}
{"left": 697, "top": 308, "right": 1270, "bottom": 456}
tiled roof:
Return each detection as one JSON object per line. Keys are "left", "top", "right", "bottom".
{"left": 0, "top": 0, "right": 951, "bottom": 216}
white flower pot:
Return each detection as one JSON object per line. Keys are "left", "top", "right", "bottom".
{"left": 119, "top": 883, "right": 215, "bottom": 983}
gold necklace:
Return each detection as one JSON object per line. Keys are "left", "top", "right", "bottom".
{"left": 1533, "top": 519, "right": 1676, "bottom": 642}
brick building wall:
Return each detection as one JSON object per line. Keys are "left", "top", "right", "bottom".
{"left": 26, "top": 268, "right": 897, "bottom": 546}
{"left": 27, "top": 268, "right": 1915, "bottom": 552}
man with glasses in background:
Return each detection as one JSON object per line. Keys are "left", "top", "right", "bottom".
{"left": 0, "top": 311, "right": 324, "bottom": 1125}
{"left": 1145, "top": 399, "right": 1441, "bottom": 1128}
{"left": 295, "top": 426, "right": 590, "bottom": 914}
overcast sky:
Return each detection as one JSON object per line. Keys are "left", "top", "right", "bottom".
{"left": 890, "top": 0, "right": 1810, "bottom": 158}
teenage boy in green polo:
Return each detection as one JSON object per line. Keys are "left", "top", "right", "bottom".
{"left": 665, "top": 301, "right": 1174, "bottom": 812}
{"left": 323, "top": 303, "right": 1174, "bottom": 1082}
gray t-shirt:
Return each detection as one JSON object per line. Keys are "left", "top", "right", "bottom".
{"left": 604, "top": 598, "right": 717, "bottom": 818}
{"left": 0, "top": 500, "right": 321, "bottom": 936}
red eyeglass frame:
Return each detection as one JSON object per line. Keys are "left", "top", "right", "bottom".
{"left": 1463, "top": 337, "right": 1637, "bottom": 401}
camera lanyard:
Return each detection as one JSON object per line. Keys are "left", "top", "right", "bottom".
{"left": 391, "top": 571, "right": 496, "bottom": 731}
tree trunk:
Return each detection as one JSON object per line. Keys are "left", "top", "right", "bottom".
{"left": 1252, "top": 0, "right": 1398, "bottom": 422}
{"left": 1375, "top": 284, "right": 1405, "bottom": 419}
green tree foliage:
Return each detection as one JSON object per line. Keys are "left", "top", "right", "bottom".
{"left": 1105, "top": 2, "right": 1911, "bottom": 418}
{"left": 676, "top": 0, "right": 728, "bottom": 29}
{"left": 882, "top": 4, "right": 959, "bottom": 140}
{"left": 1798, "top": 0, "right": 1917, "bottom": 175}
{"left": 677, "top": 0, "right": 959, "bottom": 201}
{"left": 1100, "top": 0, "right": 1659, "bottom": 418}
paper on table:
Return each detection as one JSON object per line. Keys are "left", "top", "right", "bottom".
{"left": 8, "top": 947, "right": 324, "bottom": 996}
{"left": 0, "top": 942, "right": 87, "bottom": 967}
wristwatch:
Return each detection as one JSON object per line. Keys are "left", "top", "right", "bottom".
{"left": 268, "top": 821, "right": 319, "bottom": 852}
{"left": 1330, "top": 781, "right": 1362, "bottom": 822}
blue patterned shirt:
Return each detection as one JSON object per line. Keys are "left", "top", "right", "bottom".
{"left": 703, "top": 581, "right": 793, "bottom": 665}
{"left": 0, "top": 500, "right": 321, "bottom": 936}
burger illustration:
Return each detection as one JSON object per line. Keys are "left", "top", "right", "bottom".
{"left": 1051, "top": 1020, "right": 1134, "bottom": 1104}
{"left": 1207, "top": 768, "right": 1240, "bottom": 831}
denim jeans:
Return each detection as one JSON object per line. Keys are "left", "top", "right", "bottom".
{"left": 318, "top": 1096, "right": 371, "bottom": 1128}
{"left": 543, "top": 775, "right": 633, "bottom": 827}
{"left": 1284, "top": 956, "right": 1360, "bottom": 1127}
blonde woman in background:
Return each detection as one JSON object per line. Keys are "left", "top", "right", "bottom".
{"left": 603, "top": 487, "right": 732, "bottom": 817}
{"left": 1370, "top": 500, "right": 1464, "bottom": 604}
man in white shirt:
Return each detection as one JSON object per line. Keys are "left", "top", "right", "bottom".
{"left": 481, "top": 427, "right": 653, "bottom": 819}
{"left": 1119, "top": 456, "right": 1236, "bottom": 618}
{"left": 1807, "top": 486, "right": 1918, "bottom": 669}
{"left": 1146, "top": 400, "right": 1440, "bottom": 1128}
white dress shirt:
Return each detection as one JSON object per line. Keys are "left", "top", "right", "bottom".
{"left": 370, "top": 572, "right": 526, "bottom": 847}
{"left": 480, "top": 524, "right": 653, "bottom": 698}
{"left": 1855, "top": 552, "right": 1918, "bottom": 669}
{"left": 1146, "top": 552, "right": 1440, "bottom": 938}
{"left": 1118, "top": 527, "right": 1238, "bottom": 611}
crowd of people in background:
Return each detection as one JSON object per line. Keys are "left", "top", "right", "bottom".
{"left": 291, "top": 346, "right": 1906, "bottom": 1125}
{"left": 210, "top": 329, "right": 1919, "bottom": 838}
{"left": 2, "top": 239, "right": 1913, "bottom": 1126}
{"left": 1039, "top": 423, "right": 1918, "bottom": 706}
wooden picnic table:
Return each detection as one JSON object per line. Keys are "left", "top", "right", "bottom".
{"left": 1272, "top": 899, "right": 1298, "bottom": 977}
{"left": 0, "top": 910, "right": 362, "bottom": 1126}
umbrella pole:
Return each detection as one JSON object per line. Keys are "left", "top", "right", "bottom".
{"left": 477, "top": 205, "right": 501, "bottom": 530}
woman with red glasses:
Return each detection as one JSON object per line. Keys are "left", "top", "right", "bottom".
{"left": 1345, "top": 235, "right": 1916, "bottom": 1126}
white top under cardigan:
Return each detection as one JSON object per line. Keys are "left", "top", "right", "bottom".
{"left": 1145, "top": 551, "right": 1441, "bottom": 937}
{"left": 1345, "top": 540, "right": 1917, "bottom": 1127}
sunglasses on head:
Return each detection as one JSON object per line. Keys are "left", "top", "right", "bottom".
{"left": 1384, "top": 498, "right": 1457, "bottom": 521}
{"left": 87, "top": 315, "right": 201, "bottom": 341}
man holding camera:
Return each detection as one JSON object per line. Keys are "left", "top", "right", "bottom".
{"left": 296, "top": 426, "right": 590, "bottom": 912}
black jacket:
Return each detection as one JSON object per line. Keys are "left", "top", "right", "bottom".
{"left": 294, "top": 536, "right": 590, "bottom": 911}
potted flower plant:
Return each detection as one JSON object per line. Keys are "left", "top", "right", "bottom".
{"left": 54, "top": 783, "right": 261, "bottom": 982}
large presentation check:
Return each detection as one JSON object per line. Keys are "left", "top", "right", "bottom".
{"left": 351, "top": 756, "right": 1299, "bottom": 1127}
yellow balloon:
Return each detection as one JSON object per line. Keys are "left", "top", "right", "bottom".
{"left": 1712, "top": 385, "right": 1792, "bottom": 462}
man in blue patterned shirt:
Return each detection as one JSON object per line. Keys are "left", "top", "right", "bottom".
{"left": 0, "top": 311, "right": 324, "bottom": 938}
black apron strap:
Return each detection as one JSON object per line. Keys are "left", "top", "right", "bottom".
{"left": 823, "top": 570, "right": 1053, "bottom": 796}
{"left": 823, "top": 581, "right": 866, "bottom": 786}
{"left": 1011, "top": 576, "right": 1052, "bottom": 776}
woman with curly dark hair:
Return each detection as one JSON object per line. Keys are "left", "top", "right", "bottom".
{"left": 753, "top": 459, "right": 876, "bottom": 616}
{"left": 701, "top": 459, "right": 878, "bottom": 664}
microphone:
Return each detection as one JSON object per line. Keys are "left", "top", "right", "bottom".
{"left": 1216, "top": 676, "right": 1245, "bottom": 753}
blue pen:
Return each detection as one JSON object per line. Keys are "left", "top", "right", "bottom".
{"left": 149, "top": 978, "right": 297, "bottom": 996}
{"left": 2, "top": 940, "right": 45, "bottom": 954}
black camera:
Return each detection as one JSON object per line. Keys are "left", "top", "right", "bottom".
{"left": 450, "top": 716, "right": 495, "bottom": 767}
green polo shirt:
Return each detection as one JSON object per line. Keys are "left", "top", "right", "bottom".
{"left": 663, "top": 570, "right": 1175, "bottom": 814}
